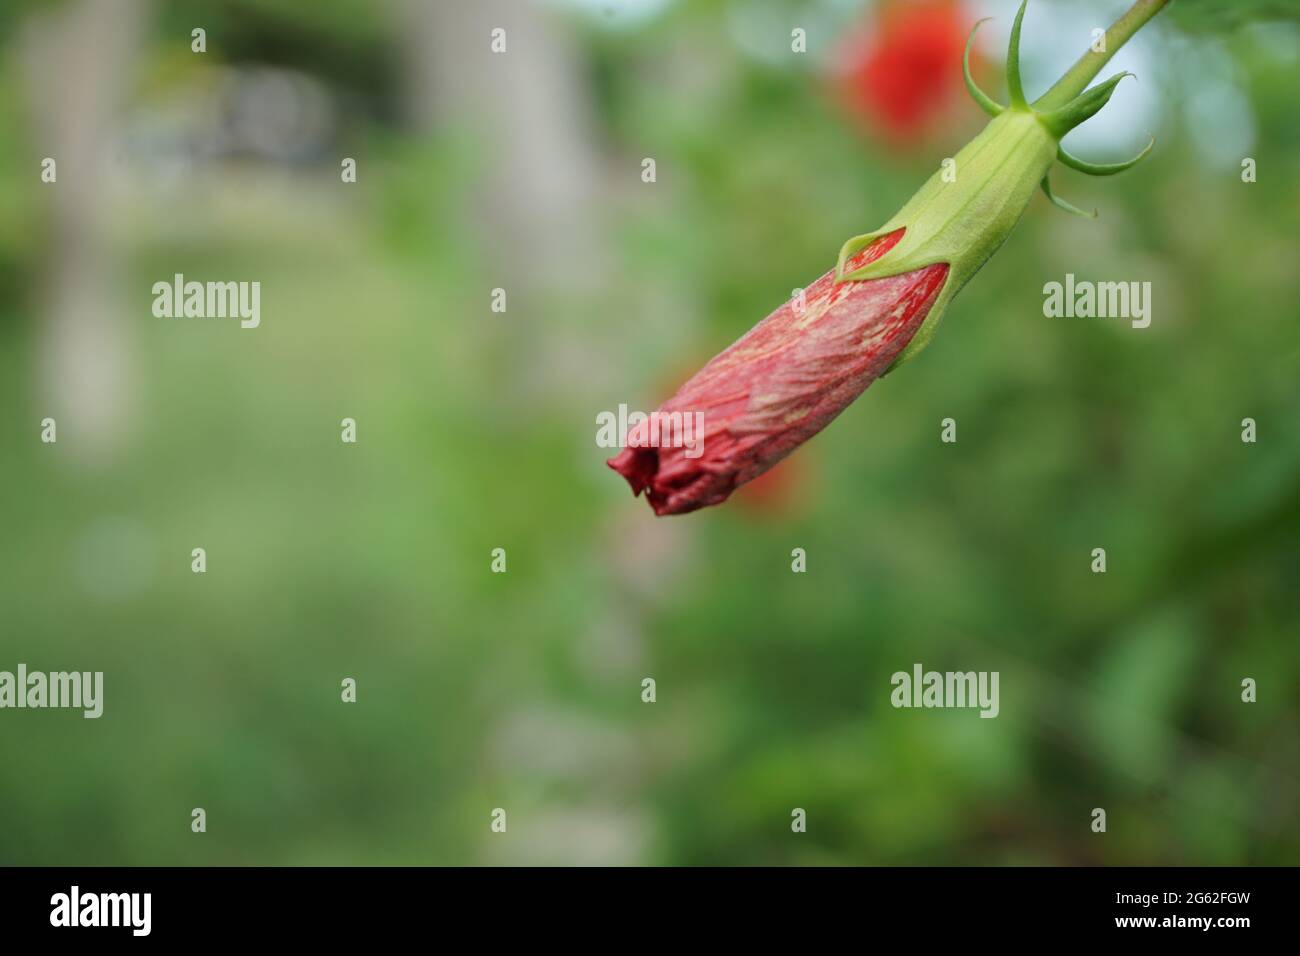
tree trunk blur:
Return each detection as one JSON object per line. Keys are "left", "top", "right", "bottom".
{"left": 22, "top": 0, "right": 144, "bottom": 465}
{"left": 402, "top": 0, "right": 603, "bottom": 289}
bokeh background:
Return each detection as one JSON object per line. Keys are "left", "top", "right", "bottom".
{"left": 1, "top": 0, "right": 1297, "bottom": 865}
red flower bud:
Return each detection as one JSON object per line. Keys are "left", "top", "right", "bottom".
{"left": 608, "top": 229, "right": 948, "bottom": 516}
{"left": 609, "top": 0, "right": 1170, "bottom": 517}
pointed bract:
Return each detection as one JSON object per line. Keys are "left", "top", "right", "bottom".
{"left": 1040, "top": 173, "right": 1097, "bottom": 219}
{"left": 964, "top": 19, "right": 1004, "bottom": 117}
{"left": 1039, "top": 71, "right": 1134, "bottom": 138}
{"left": 1006, "top": 0, "right": 1030, "bottom": 108}
{"left": 1057, "top": 136, "right": 1155, "bottom": 176}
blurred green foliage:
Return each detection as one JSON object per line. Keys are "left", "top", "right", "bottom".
{"left": 0, "top": 0, "right": 1296, "bottom": 865}
{"left": 1171, "top": 0, "right": 1300, "bottom": 32}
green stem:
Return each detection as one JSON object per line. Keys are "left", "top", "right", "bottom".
{"left": 1032, "top": 0, "right": 1170, "bottom": 111}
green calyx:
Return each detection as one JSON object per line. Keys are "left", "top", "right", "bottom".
{"left": 835, "top": 0, "right": 1168, "bottom": 372}
{"left": 835, "top": 110, "right": 1057, "bottom": 369}
{"left": 965, "top": 0, "right": 1160, "bottom": 171}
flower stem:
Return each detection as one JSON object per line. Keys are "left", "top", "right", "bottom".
{"left": 1032, "top": 0, "right": 1170, "bottom": 111}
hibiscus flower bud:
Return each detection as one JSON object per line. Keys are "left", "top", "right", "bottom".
{"left": 608, "top": 230, "right": 948, "bottom": 515}
{"left": 610, "top": 0, "right": 1168, "bottom": 516}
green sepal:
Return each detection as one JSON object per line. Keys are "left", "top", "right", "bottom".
{"left": 1038, "top": 71, "right": 1133, "bottom": 138}
{"left": 829, "top": 1, "right": 1164, "bottom": 374}
{"left": 963, "top": 18, "right": 1004, "bottom": 118}
{"left": 834, "top": 111, "right": 1057, "bottom": 370}
{"left": 1006, "top": 0, "right": 1030, "bottom": 108}
{"left": 1040, "top": 173, "right": 1097, "bottom": 218}
{"left": 834, "top": 229, "right": 892, "bottom": 280}
{"left": 1057, "top": 136, "right": 1154, "bottom": 176}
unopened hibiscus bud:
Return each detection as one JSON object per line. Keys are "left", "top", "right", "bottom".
{"left": 611, "top": 0, "right": 1168, "bottom": 516}
{"left": 609, "top": 231, "right": 947, "bottom": 515}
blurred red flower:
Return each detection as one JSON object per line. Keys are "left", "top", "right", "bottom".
{"left": 833, "top": 0, "right": 973, "bottom": 145}
{"left": 733, "top": 453, "right": 811, "bottom": 519}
